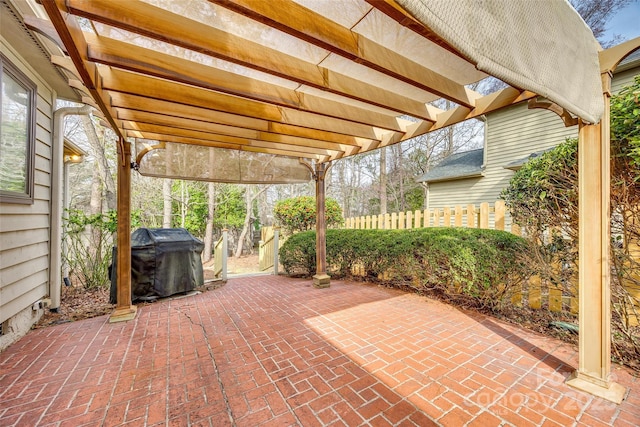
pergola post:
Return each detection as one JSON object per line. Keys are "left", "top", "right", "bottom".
{"left": 313, "top": 162, "right": 330, "bottom": 288}
{"left": 566, "top": 71, "right": 625, "bottom": 403}
{"left": 109, "top": 138, "right": 137, "bottom": 323}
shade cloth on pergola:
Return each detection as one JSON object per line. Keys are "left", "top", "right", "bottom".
{"left": 31, "top": 0, "right": 640, "bottom": 404}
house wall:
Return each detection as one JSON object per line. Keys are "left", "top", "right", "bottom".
{"left": 428, "top": 104, "right": 577, "bottom": 213}
{"left": 427, "top": 65, "right": 638, "bottom": 219}
{"left": 611, "top": 66, "right": 637, "bottom": 93}
{"left": 0, "top": 36, "right": 54, "bottom": 349}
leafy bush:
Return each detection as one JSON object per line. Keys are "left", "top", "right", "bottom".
{"left": 501, "top": 77, "right": 640, "bottom": 363}
{"left": 64, "top": 210, "right": 117, "bottom": 289}
{"left": 611, "top": 75, "right": 640, "bottom": 171}
{"left": 279, "top": 228, "right": 529, "bottom": 310}
{"left": 273, "top": 196, "right": 343, "bottom": 235}
{"left": 64, "top": 209, "right": 141, "bottom": 289}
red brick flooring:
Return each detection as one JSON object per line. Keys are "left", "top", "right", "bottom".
{"left": 1, "top": 276, "right": 639, "bottom": 426}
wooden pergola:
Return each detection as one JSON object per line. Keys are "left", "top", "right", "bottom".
{"left": 32, "top": 0, "right": 639, "bottom": 404}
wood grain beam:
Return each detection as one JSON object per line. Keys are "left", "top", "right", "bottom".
{"left": 109, "top": 93, "right": 372, "bottom": 148}
{"left": 89, "top": 36, "right": 405, "bottom": 130}
{"left": 40, "top": 0, "right": 124, "bottom": 138}
{"left": 130, "top": 132, "right": 321, "bottom": 160}
{"left": 64, "top": 0, "right": 442, "bottom": 121}
{"left": 122, "top": 121, "right": 337, "bottom": 158}
{"left": 210, "top": 0, "right": 479, "bottom": 108}
{"left": 85, "top": 32, "right": 437, "bottom": 121}
{"left": 101, "top": 68, "right": 398, "bottom": 139}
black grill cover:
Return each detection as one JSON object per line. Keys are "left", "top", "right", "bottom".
{"left": 110, "top": 228, "right": 204, "bottom": 303}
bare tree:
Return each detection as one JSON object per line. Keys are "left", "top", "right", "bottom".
{"left": 570, "top": 0, "right": 631, "bottom": 46}
{"left": 81, "top": 116, "right": 115, "bottom": 211}
{"left": 162, "top": 179, "right": 172, "bottom": 228}
{"left": 202, "top": 182, "right": 215, "bottom": 263}
{"left": 235, "top": 185, "right": 270, "bottom": 258}
{"left": 380, "top": 147, "right": 387, "bottom": 214}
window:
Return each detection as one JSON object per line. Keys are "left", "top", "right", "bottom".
{"left": 1, "top": 53, "right": 36, "bottom": 204}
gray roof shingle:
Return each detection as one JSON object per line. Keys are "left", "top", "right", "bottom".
{"left": 417, "top": 148, "right": 484, "bottom": 183}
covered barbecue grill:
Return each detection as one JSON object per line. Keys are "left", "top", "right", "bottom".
{"left": 110, "top": 228, "right": 204, "bottom": 303}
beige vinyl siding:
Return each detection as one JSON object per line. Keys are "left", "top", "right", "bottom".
{"left": 427, "top": 64, "right": 638, "bottom": 228}
{"left": 427, "top": 177, "right": 486, "bottom": 208}
{"left": 0, "top": 40, "right": 54, "bottom": 323}
{"left": 611, "top": 67, "right": 637, "bottom": 94}
{"left": 428, "top": 104, "right": 576, "bottom": 210}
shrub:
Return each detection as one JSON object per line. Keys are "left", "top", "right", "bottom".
{"left": 64, "top": 209, "right": 117, "bottom": 289}
{"left": 279, "top": 228, "right": 529, "bottom": 310}
{"left": 273, "top": 196, "right": 343, "bottom": 235}
{"left": 501, "top": 77, "right": 640, "bottom": 363}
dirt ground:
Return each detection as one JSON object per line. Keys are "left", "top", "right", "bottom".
{"left": 34, "top": 254, "right": 262, "bottom": 329}
{"left": 203, "top": 253, "right": 261, "bottom": 277}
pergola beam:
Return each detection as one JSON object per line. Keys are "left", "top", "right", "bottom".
{"left": 64, "top": 0, "right": 443, "bottom": 121}
{"left": 101, "top": 68, "right": 401, "bottom": 139}
{"left": 85, "top": 33, "right": 438, "bottom": 122}
{"left": 123, "top": 125, "right": 330, "bottom": 159}
{"left": 116, "top": 109, "right": 353, "bottom": 154}
{"left": 128, "top": 131, "right": 322, "bottom": 161}
{"left": 209, "top": 0, "right": 480, "bottom": 108}
{"left": 88, "top": 35, "right": 412, "bottom": 130}
{"left": 40, "top": 0, "right": 125, "bottom": 139}
{"left": 109, "top": 93, "right": 372, "bottom": 149}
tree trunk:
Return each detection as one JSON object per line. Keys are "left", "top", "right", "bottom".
{"left": 81, "top": 116, "right": 115, "bottom": 210}
{"left": 235, "top": 187, "right": 253, "bottom": 258}
{"left": 235, "top": 185, "right": 270, "bottom": 258}
{"left": 203, "top": 182, "right": 216, "bottom": 262}
{"left": 380, "top": 147, "right": 387, "bottom": 214}
{"left": 393, "top": 144, "right": 405, "bottom": 211}
{"left": 162, "top": 179, "right": 172, "bottom": 228}
{"left": 180, "top": 180, "right": 188, "bottom": 228}
{"left": 88, "top": 159, "right": 103, "bottom": 262}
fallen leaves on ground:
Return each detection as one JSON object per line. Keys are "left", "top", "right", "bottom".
{"left": 34, "top": 286, "right": 114, "bottom": 329}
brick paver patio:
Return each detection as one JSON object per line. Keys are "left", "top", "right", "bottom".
{"left": 1, "top": 276, "right": 639, "bottom": 426}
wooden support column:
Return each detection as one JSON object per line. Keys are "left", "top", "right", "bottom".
{"left": 313, "top": 162, "right": 330, "bottom": 288}
{"left": 109, "top": 138, "right": 137, "bottom": 323}
{"left": 566, "top": 72, "right": 625, "bottom": 403}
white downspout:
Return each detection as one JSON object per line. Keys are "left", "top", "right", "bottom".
{"left": 50, "top": 105, "right": 92, "bottom": 311}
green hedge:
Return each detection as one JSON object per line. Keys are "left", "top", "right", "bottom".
{"left": 279, "top": 228, "right": 529, "bottom": 310}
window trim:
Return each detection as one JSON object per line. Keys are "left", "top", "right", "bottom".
{"left": 0, "top": 53, "right": 37, "bottom": 205}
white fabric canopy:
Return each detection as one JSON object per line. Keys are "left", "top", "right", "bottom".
{"left": 398, "top": 0, "right": 604, "bottom": 123}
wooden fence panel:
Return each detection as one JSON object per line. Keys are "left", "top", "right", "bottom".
{"left": 454, "top": 205, "right": 463, "bottom": 227}
{"left": 549, "top": 285, "right": 563, "bottom": 312}
{"left": 480, "top": 202, "right": 489, "bottom": 229}
{"left": 466, "top": 204, "right": 475, "bottom": 228}
{"left": 511, "top": 285, "right": 523, "bottom": 307}
{"left": 495, "top": 200, "right": 505, "bottom": 231}
{"left": 443, "top": 207, "right": 451, "bottom": 227}
{"left": 345, "top": 202, "right": 521, "bottom": 237}
{"left": 528, "top": 277, "right": 542, "bottom": 309}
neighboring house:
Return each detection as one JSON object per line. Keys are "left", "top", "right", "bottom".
{"left": 1, "top": 0, "right": 82, "bottom": 350}
{"left": 418, "top": 50, "right": 640, "bottom": 225}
